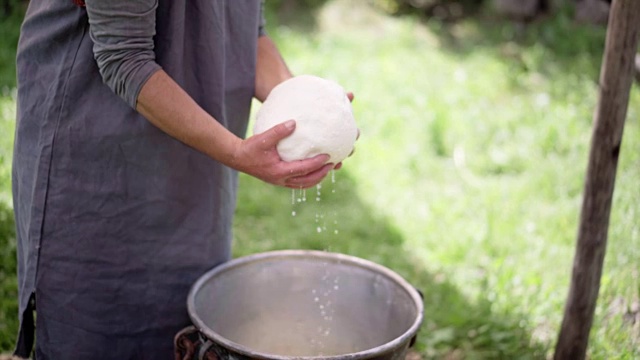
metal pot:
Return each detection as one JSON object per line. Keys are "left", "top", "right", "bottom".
{"left": 175, "top": 250, "right": 423, "bottom": 360}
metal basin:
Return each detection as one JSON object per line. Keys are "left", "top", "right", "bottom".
{"left": 186, "top": 250, "right": 423, "bottom": 359}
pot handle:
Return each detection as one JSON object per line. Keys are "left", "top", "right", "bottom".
{"left": 198, "top": 339, "right": 218, "bottom": 360}
{"left": 174, "top": 326, "right": 219, "bottom": 360}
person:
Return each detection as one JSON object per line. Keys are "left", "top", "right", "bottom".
{"left": 12, "top": 0, "right": 352, "bottom": 358}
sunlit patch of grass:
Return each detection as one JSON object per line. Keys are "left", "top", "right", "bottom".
{"left": 0, "top": 91, "right": 16, "bottom": 355}
{"left": 0, "top": 96, "right": 15, "bottom": 206}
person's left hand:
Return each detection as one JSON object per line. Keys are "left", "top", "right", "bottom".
{"left": 334, "top": 91, "right": 358, "bottom": 170}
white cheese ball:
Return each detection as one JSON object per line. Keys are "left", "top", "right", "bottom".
{"left": 253, "top": 75, "right": 357, "bottom": 164}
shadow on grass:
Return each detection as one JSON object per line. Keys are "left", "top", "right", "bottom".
{"left": 402, "top": 5, "right": 608, "bottom": 87}
{"left": 263, "top": 0, "right": 329, "bottom": 34}
{"left": 0, "top": 4, "right": 24, "bottom": 92}
{"left": 0, "top": 201, "right": 18, "bottom": 353}
{"left": 267, "top": 0, "right": 609, "bottom": 91}
{"left": 233, "top": 171, "right": 547, "bottom": 359}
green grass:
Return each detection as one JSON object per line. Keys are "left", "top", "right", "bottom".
{"left": 1, "top": 0, "right": 639, "bottom": 358}
{"left": 0, "top": 6, "right": 19, "bottom": 353}
{"left": 238, "top": 1, "right": 639, "bottom": 358}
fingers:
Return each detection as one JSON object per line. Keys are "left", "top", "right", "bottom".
{"left": 279, "top": 154, "right": 331, "bottom": 188}
{"left": 285, "top": 163, "right": 334, "bottom": 189}
{"left": 344, "top": 129, "right": 359, "bottom": 160}
{"left": 347, "top": 91, "right": 357, "bottom": 158}
{"left": 258, "top": 120, "right": 296, "bottom": 149}
{"left": 247, "top": 108, "right": 359, "bottom": 187}
{"left": 281, "top": 154, "right": 330, "bottom": 179}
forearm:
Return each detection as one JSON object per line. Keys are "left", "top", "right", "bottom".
{"left": 136, "top": 36, "right": 291, "bottom": 160}
{"left": 136, "top": 70, "right": 241, "bottom": 166}
{"left": 135, "top": 68, "right": 331, "bottom": 189}
{"left": 254, "top": 35, "right": 293, "bottom": 102}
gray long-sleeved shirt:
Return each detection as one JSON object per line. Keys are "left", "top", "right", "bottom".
{"left": 14, "top": 1, "right": 265, "bottom": 358}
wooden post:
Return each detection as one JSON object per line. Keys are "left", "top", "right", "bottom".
{"left": 635, "top": 53, "right": 640, "bottom": 84}
{"left": 553, "top": 0, "right": 640, "bottom": 359}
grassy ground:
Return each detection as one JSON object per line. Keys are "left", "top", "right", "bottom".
{"left": 0, "top": 6, "right": 20, "bottom": 353}
{"left": 1, "top": 1, "right": 639, "bottom": 358}
{"left": 236, "top": 1, "right": 640, "bottom": 358}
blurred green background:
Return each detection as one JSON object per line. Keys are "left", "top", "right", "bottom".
{"left": 1, "top": 0, "right": 639, "bottom": 358}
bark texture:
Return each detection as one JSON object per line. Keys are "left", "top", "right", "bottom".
{"left": 554, "top": 1, "right": 640, "bottom": 359}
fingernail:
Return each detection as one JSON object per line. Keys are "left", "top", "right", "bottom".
{"left": 284, "top": 120, "right": 295, "bottom": 129}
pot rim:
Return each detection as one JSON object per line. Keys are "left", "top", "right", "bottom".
{"left": 187, "top": 249, "right": 424, "bottom": 360}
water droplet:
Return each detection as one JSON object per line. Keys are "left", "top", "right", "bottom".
{"left": 317, "top": 227, "right": 322, "bottom": 233}
{"left": 291, "top": 211, "right": 296, "bottom": 217}
{"left": 316, "top": 197, "right": 321, "bottom": 201}
{"left": 319, "top": 305, "right": 324, "bottom": 309}
{"left": 314, "top": 297, "right": 319, "bottom": 302}
{"left": 334, "top": 285, "right": 339, "bottom": 290}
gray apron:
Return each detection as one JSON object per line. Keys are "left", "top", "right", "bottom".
{"left": 13, "top": 1, "right": 264, "bottom": 358}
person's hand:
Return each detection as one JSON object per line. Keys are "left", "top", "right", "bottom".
{"left": 231, "top": 120, "right": 334, "bottom": 189}
{"left": 334, "top": 91, "right": 358, "bottom": 170}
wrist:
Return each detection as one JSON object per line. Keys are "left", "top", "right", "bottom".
{"left": 220, "top": 135, "right": 245, "bottom": 171}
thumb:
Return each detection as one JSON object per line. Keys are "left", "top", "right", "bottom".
{"left": 258, "top": 120, "right": 296, "bottom": 149}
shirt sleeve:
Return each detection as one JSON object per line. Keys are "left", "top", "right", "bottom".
{"left": 85, "top": 0, "right": 162, "bottom": 109}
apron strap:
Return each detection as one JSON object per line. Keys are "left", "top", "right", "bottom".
{"left": 13, "top": 293, "right": 36, "bottom": 358}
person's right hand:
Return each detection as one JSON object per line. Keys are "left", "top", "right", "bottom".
{"left": 230, "top": 120, "right": 335, "bottom": 189}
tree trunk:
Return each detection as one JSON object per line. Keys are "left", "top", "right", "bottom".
{"left": 553, "top": 1, "right": 640, "bottom": 359}
{"left": 635, "top": 53, "right": 640, "bottom": 84}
